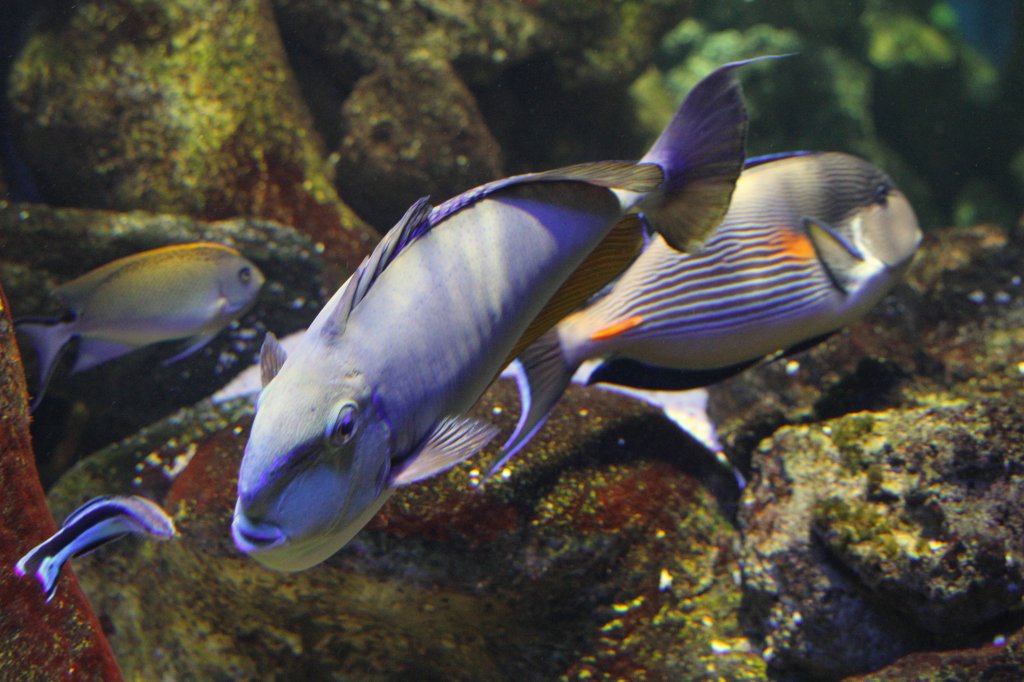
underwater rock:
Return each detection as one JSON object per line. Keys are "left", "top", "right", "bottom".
{"left": 273, "top": 0, "right": 687, "bottom": 90}
{"left": 271, "top": 0, "right": 542, "bottom": 88}
{"left": 0, "top": 202, "right": 324, "bottom": 487}
{"left": 49, "top": 380, "right": 763, "bottom": 681}
{"left": 273, "top": 0, "right": 690, "bottom": 177}
{"left": 845, "top": 625, "right": 1024, "bottom": 681}
{"left": 335, "top": 55, "right": 504, "bottom": 231}
{"left": 0, "top": 281, "right": 121, "bottom": 681}
{"left": 7, "top": 0, "right": 376, "bottom": 275}
{"left": 740, "top": 402, "right": 1024, "bottom": 678}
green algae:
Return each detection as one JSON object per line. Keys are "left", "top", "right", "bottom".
{"left": 831, "top": 413, "right": 877, "bottom": 472}
{"left": 8, "top": 0, "right": 374, "bottom": 276}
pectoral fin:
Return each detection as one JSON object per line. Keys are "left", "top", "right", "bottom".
{"left": 804, "top": 216, "right": 865, "bottom": 294}
{"left": 162, "top": 331, "right": 218, "bottom": 366}
{"left": 260, "top": 332, "right": 288, "bottom": 386}
{"left": 390, "top": 416, "right": 500, "bottom": 486}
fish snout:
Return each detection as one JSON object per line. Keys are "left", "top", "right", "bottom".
{"left": 232, "top": 498, "right": 285, "bottom": 554}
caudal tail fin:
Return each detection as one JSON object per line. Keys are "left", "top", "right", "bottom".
{"left": 636, "top": 56, "right": 785, "bottom": 253}
{"left": 488, "top": 330, "right": 577, "bottom": 477}
{"left": 15, "top": 319, "right": 73, "bottom": 412}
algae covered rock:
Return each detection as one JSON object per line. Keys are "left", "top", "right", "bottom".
{"left": 7, "top": 0, "right": 376, "bottom": 274}
{"left": 50, "top": 379, "right": 761, "bottom": 681}
{"left": 273, "top": 0, "right": 690, "bottom": 192}
{"left": 700, "top": 221, "right": 1024, "bottom": 678}
{"left": 0, "top": 201, "right": 325, "bottom": 485}
{"left": 0, "top": 280, "right": 121, "bottom": 682}
{"left": 335, "top": 55, "right": 504, "bottom": 230}
{"left": 740, "top": 403, "right": 1024, "bottom": 678}
{"left": 271, "top": 0, "right": 543, "bottom": 87}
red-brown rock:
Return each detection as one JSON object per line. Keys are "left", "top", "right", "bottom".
{"left": 0, "top": 281, "right": 122, "bottom": 680}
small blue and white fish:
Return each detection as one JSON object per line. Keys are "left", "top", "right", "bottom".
{"left": 15, "top": 495, "right": 177, "bottom": 602}
{"left": 496, "top": 151, "right": 923, "bottom": 469}
{"left": 17, "top": 243, "right": 265, "bottom": 410}
{"left": 232, "top": 59, "right": 766, "bottom": 572}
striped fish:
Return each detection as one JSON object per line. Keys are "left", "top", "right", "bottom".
{"left": 15, "top": 495, "right": 176, "bottom": 602}
{"left": 495, "top": 152, "right": 923, "bottom": 470}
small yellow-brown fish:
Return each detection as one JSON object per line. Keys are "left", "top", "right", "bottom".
{"left": 17, "top": 242, "right": 265, "bottom": 409}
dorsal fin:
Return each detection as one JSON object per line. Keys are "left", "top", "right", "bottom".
{"left": 431, "top": 161, "right": 663, "bottom": 227}
{"left": 260, "top": 332, "right": 288, "bottom": 387}
{"left": 350, "top": 198, "right": 434, "bottom": 313}
{"left": 322, "top": 198, "right": 434, "bottom": 334}
{"left": 744, "top": 151, "right": 816, "bottom": 169}
{"left": 321, "top": 162, "right": 661, "bottom": 336}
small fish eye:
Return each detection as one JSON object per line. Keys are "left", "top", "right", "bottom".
{"left": 874, "top": 183, "right": 890, "bottom": 206}
{"left": 238, "top": 266, "right": 253, "bottom": 285}
{"left": 328, "top": 403, "right": 358, "bottom": 447}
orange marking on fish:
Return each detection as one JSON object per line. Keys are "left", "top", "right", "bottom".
{"left": 771, "top": 229, "right": 816, "bottom": 261}
{"left": 591, "top": 315, "right": 645, "bottom": 341}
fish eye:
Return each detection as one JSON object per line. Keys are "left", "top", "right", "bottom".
{"left": 327, "top": 402, "right": 358, "bottom": 448}
{"left": 238, "top": 266, "right": 253, "bottom": 285}
{"left": 873, "top": 183, "right": 890, "bottom": 207}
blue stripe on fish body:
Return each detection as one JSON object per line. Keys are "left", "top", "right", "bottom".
{"left": 497, "top": 151, "right": 922, "bottom": 465}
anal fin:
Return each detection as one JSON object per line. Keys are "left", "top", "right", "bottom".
{"left": 489, "top": 330, "right": 575, "bottom": 477}
{"left": 587, "top": 356, "right": 761, "bottom": 391}
{"left": 72, "top": 337, "right": 140, "bottom": 373}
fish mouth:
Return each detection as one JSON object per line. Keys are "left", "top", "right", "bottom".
{"left": 231, "top": 507, "right": 286, "bottom": 554}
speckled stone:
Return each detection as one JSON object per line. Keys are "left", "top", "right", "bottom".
{"left": 740, "top": 402, "right": 1024, "bottom": 678}
{"left": 7, "top": 0, "right": 376, "bottom": 276}
{"left": 49, "top": 379, "right": 761, "bottom": 681}
{"left": 335, "top": 55, "right": 504, "bottom": 231}
{"left": 0, "top": 280, "right": 122, "bottom": 681}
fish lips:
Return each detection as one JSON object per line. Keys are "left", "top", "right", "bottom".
{"left": 231, "top": 458, "right": 362, "bottom": 572}
{"left": 231, "top": 500, "right": 287, "bottom": 554}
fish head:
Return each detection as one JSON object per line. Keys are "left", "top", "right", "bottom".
{"left": 814, "top": 154, "right": 922, "bottom": 272}
{"left": 849, "top": 183, "right": 922, "bottom": 271}
{"left": 218, "top": 255, "right": 266, "bottom": 315}
{"left": 232, "top": 344, "right": 393, "bottom": 572}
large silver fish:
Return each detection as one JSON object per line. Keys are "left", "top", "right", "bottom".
{"left": 495, "top": 151, "right": 923, "bottom": 469}
{"left": 17, "top": 243, "right": 265, "bottom": 409}
{"left": 232, "top": 59, "right": 762, "bottom": 572}
{"left": 15, "top": 495, "right": 176, "bottom": 602}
